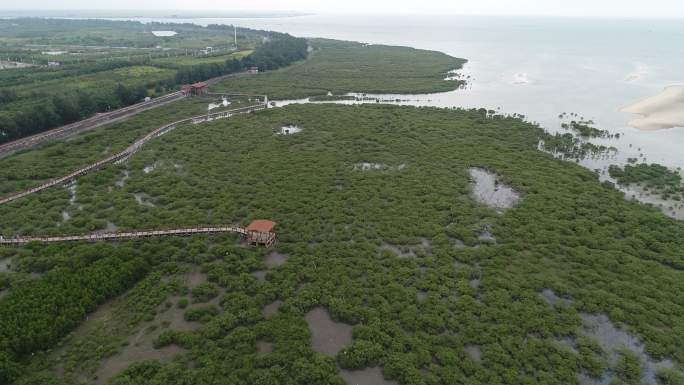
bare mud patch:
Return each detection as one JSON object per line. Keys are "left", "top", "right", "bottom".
{"left": 143, "top": 161, "right": 162, "bottom": 174}
{"left": 263, "top": 300, "right": 283, "bottom": 318}
{"left": 115, "top": 170, "right": 129, "bottom": 188}
{"left": 95, "top": 334, "right": 184, "bottom": 384}
{"left": 133, "top": 193, "right": 156, "bottom": 207}
{"left": 257, "top": 340, "right": 273, "bottom": 356}
{"left": 278, "top": 125, "right": 302, "bottom": 135}
{"left": 305, "top": 307, "right": 352, "bottom": 356}
{"left": 556, "top": 337, "right": 579, "bottom": 354}
{"left": 251, "top": 270, "right": 267, "bottom": 282}
{"left": 469, "top": 167, "right": 520, "bottom": 212}
{"left": 98, "top": 221, "right": 119, "bottom": 233}
{"left": 465, "top": 345, "right": 482, "bottom": 362}
{"left": 265, "top": 252, "right": 289, "bottom": 268}
{"left": 477, "top": 229, "right": 497, "bottom": 244}
{"left": 353, "top": 162, "right": 408, "bottom": 172}
{"left": 540, "top": 289, "right": 573, "bottom": 307}
{"left": 378, "top": 243, "right": 416, "bottom": 258}
{"left": 340, "top": 367, "right": 399, "bottom": 385}
{"left": 0, "top": 258, "right": 12, "bottom": 273}
{"left": 187, "top": 270, "right": 208, "bottom": 287}
{"left": 67, "top": 182, "right": 78, "bottom": 205}
{"left": 378, "top": 239, "right": 431, "bottom": 259}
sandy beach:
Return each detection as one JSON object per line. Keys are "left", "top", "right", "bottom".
{"left": 621, "top": 85, "right": 684, "bottom": 131}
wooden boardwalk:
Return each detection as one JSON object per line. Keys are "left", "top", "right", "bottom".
{"left": 0, "top": 100, "right": 267, "bottom": 206}
{"left": 0, "top": 226, "right": 248, "bottom": 245}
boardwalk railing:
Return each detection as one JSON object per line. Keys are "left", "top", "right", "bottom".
{"left": 0, "top": 226, "right": 249, "bottom": 245}
{"left": 0, "top": 99, "right": 268, "bottom": 206}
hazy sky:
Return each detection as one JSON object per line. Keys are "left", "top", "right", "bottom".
{"left": 3, "top": 0, "right": 684, "bottom": 18}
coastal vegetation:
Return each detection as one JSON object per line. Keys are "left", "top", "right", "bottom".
{"left": 0, "top": 104, "right": 683, "bottom": 384}
{"left": 213, "top": 39, "right": 467, "bottom": 99}
{"left": 609, "top": 163, "right": 684, "bottom": 200}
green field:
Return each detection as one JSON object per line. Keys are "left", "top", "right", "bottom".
{"left": 214, "top": 39, "right": 467, "bottom": 99}
{"left": 1, "top": 104, "right": 683, "bottom": 385}
{"left": 151, "top": 50, "right": 254, "bottom": 68}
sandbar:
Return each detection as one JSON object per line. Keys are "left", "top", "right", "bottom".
{"left": 621, "top": 85, "right": 684, "bottom": 131}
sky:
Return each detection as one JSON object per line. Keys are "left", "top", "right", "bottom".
{"left": 2, "top": 0, "right": 684, "bottom": 19}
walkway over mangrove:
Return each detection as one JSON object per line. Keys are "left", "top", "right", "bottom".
{"left": 0, "top": 226, "right": 248, "bottom": 245}
{"left": 0, "top": 97, "right": 267, "bottom": 206}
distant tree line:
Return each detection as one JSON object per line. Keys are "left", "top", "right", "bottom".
{"left": 174, "top": 34, "right": 308, "bottom": 84}
{"left": 0, "top": 34, "right": 308, "bottom": 145}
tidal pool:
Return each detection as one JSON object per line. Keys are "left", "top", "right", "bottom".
{"left": 469, "top": 167, "right": 520, "bottom": 212}
{"left": 278, "top": 125, "right": 302, "bottom": 135}
{"left": 578, "top": 313, "right": 676, "bottom": 385}
{"left": 305, "top": 307, "right": 352, "bottom": 356}
{"left": 340, "top": 367, "right": 399, "bottom": 385}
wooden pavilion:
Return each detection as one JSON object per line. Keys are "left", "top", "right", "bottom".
{"left": 245, "top": 220, "right": 277, "bottom": 247}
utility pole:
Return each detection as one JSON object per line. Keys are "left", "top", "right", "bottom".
{"left": 234, "top": 25, "right": 237, "bottom": 49}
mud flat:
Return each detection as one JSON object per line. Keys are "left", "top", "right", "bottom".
{"left": 305, "top": 307, "right": 352, "bottom": 356}
{"left": 469, "top": 167, "right": 520, "bottom": 212}
{"left": 621, "top": 85, "right": 684, "bottom": 131}
{"left": 340, "top": 367, "right": 399, "bottom": 385}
